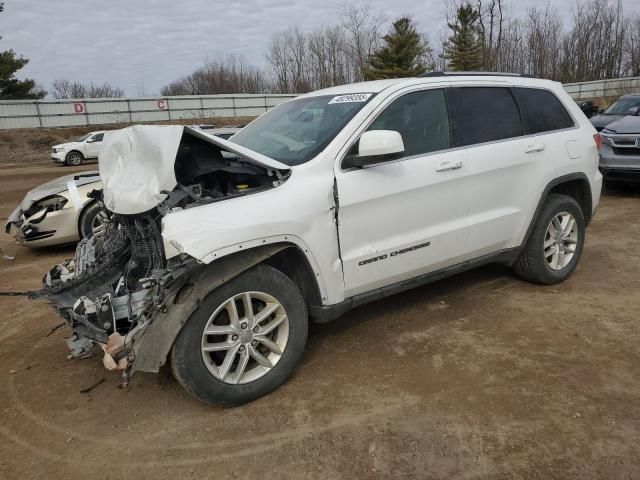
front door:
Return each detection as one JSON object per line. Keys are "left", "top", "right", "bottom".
{"left": 335, "top": 87, "right": 470, "bottom": 298}
{"left": 85, "top": 133, "right": 104, "bottom": 158}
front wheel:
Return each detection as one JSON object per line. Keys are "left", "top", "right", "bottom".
{"left": 65, "top": 151, "right": 84, "bottom": 166}
{"left": 514, "top": 194, "right": 586, "bottom": 284}
{"left": 171, "top": 264, "right": 308, "bottom": 407}
{"left": 79, "top": 202, "right": 110, "bottom": 239}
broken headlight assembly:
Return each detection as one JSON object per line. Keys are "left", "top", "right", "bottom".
{"left": 24, "top": 195, "right": 68, "bottom": 222}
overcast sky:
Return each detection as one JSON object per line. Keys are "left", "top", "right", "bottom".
{"left": 1, "top": 0, "right": 638, "bottom": 96}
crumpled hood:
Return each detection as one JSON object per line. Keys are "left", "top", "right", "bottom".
{"left": 100, "top": 125, "right": 290, "bottom": 215}
{"left": 601, "top": 115, "right": 640, "bottom": 135}
{"left": 590, "top": 114, "right": 624, "bottom": 130}
{"left": 20, "top": 171, "right": 100, "bottom": 211}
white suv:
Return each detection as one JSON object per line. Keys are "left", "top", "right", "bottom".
{"left": 51, "top": 130, "right": 105, "bottom": 166}
{"left": 43, "top": 74, "right": 602, "bottom": 406}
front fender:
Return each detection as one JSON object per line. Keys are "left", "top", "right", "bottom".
{"left": 130, "top": 244, "right": 286, "bottom": 375}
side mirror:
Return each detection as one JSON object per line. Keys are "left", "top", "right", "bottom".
{"left": 86, "top": 137, "right": 95, "bottom": 143}
{"left": 630, "top": 106, "right": 640, "bottom": 116}
{"left": 343, "top": 130, "right": 405, "bottom": 169}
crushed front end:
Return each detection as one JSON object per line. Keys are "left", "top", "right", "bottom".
{"left": 44, "top": 204, "right": 197, "bottom": 381}
{"left": 41, "top": 125, "right": 290, "bottom": 385}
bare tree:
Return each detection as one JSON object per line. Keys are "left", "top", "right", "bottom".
{"left": 494, "top": 17, "right": 526, "bottom": 74}
{"left": 525, "top": 6, "right": 563, "bottom": 80}
{"left": 265, "top": 27, "right": 312, "bottom": 93}
{"left": 51, "top": 79, "right": 124, "bottom": 98}
{"left": 560, "top": 0, "right": 627, "bottom": 82}
{"left": 623, "top": 15, "right": 640, "bottom": 76}
{"left": 51, "top": 79, "right": 86, "bottom": 99}
{"left": 477, "top": 0, "right": 504, "bottom": 70}
{"left": 161, "top": 54, "right": 269, "bottom": 95}
{"left": 341, "top": 3, "right": 386, "bottom": 81}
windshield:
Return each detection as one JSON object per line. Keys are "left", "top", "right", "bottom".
{"left": 74, "top": 133, "right": 92, "bottom": 142}
{"left": 231, "top": 94, "right": 374, "bottom": 166}
{"left": 604, "top": 97, "right": 640, "bottom": 115}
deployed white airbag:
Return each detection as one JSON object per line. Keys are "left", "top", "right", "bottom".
{"left": 100, "top": 125, "right": 183, "bottom": 214}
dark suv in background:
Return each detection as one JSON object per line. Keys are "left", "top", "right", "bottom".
{"left": 590, "top": 94, "right": 640, "bottom": 131}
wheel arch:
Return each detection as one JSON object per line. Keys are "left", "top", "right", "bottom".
{"left": 65, "top": 149, "right": 84, "bottom": 161}
{"left": 264, "top": 245, "right": 323, "bottom": 307}
{"left": 520, "top": 173, "right": 593, "bottom": 253}
{"left": 130, "top": 242, "right": 323, "bottom": 376}
{"left": 76, "top": 199, "right": 98, "bottom": 237}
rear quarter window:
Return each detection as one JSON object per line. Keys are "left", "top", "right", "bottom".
{"left": 513, "top": 88, "right": 575, "bottom": 134}
{"left": 449, "top": 87, "right": 523, "bottom": 146}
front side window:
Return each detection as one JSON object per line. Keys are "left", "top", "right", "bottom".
{"left": 91, "top": 133, "right": 104, "bottom": 142}
{"left": 231, "top": 94, "right": 374, "bottom": 166}
{"left": 450, "top": 87, "right": 523, "bottom": 146}
{"left": 366, "top": 89, "right": 451, "bottom": 157}
{"left": 513, "top": 88, "right": 574, "bottom": 134}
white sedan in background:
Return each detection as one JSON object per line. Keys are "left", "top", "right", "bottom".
{"left": 51, "top": 131, "right": 105, "bottom": 166}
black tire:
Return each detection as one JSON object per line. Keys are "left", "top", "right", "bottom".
{"left": 78, "top": 202, "right": 105, "bottom": 239}
{"left": 65, "top": 151, "right": 84, "bottom": 166}
{"left": 514, "top": 194, "right": 586, "bottom": 285}
{"left": 171, "top": 264, "right": 308, "bottom": 407}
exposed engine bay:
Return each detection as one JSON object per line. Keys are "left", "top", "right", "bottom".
{"left": 43, "top": 126, "right": 290, "bottom": 384}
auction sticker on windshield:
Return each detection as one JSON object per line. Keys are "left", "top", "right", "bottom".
{"left": 328, "top": 93, "right": 373, "bottom": 104}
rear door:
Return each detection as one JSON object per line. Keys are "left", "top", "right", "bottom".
{"left": 449, "top": 86, "right": 577, "bottom": 257}
{"left": 335, "top": 86, "right": 470, "bottom": 297}
{"left": 448, "top": 86, "right": 541, "bottom": 257}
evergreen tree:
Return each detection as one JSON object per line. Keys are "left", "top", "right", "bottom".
{"left": 443, "top": 3, "right": 482, "bottom": 71}
{"left": 363, "top": 17, "right": 427, "bottom": 80}
{"left": 0, "top": 3, "right": 46, "bottom": 99}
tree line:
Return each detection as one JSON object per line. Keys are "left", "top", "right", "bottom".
{"left": 162, "top": 0, "right": 640, "bottom": 95}
{"left": 1, "top": 0, "right": 639, "bottom": 99}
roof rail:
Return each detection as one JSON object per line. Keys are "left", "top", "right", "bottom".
{"left": 419, "top": 71, "right": 536, "bottom": 78}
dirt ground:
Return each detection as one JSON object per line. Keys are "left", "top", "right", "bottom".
{"left": 0, "top": 164, "right": 639, "bottom": 480}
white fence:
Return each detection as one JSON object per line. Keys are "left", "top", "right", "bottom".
{"left": 0, "top": 94, "right": 297, "bottom": 129}
{"left": 563, "top": 76, "right": 640, "bottom": 101}
{"left": 1, "top": 77, "right": 640, "bottom": 130}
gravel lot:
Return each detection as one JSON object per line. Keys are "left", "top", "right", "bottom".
{"left": 1, "top": 165, "right": 639, "bottom": 479}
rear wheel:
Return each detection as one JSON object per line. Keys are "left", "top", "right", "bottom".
{"left": 514, "top": 194, "right": 585, "bottom": 284}
{"left": 171, "top": 264, "right": 308, "bottom": 407}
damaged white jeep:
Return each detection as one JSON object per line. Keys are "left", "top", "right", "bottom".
{"left": 43, "top": 74, "right": 602, "bottom": 406}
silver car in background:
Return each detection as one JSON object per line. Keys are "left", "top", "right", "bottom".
{"left": 5, "top": 171, "right": 106, "bottom": 247}
{"left": 599, "top": 116, "right": 640, "bottom": 184}
{"left": 6, "top": 127, "right": 244, "bottom": 247}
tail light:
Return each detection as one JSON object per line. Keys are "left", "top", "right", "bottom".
{"left": 593, "top": 133, "right": 602, "bottom": 150}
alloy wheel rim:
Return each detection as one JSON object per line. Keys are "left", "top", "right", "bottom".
{"left": 544, "top": 211, "right": 578, "bottom": 270}
{"left": 68, "top": 153, "right": 81, "bottom": 165}
{"left": 201, "top": 291, "right": 289, "bottom": 384}
{"left": 90, "top": 210, "right": 110, "bottom": 235}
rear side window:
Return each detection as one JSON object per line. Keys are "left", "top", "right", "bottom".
{"left": 450, "top": 87, "right": 523, "bottom": 146}
{"left": 367, "top": 89, "right": 451, "bottom": 157}
{"left": 513, "top": 88, "right": 574, "bottom": 134}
